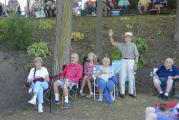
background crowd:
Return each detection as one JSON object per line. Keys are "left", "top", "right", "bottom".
{"left": 0, "top": 0, "right": 171, "bottom": 18}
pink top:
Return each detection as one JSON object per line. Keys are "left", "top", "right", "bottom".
{"left": 84, "top": 62, "right": 95, "bottom": 78}
{"left": 60, "top": 63, "right": 83, "bottom": 83}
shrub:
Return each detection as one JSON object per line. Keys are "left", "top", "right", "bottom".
{"left": 27, "top": 42, "right": 51, "bottom": 57}
{"left": 37, "top": 19, "right": 55, "bottom": 30}
{"left": 0, "top": 19, "right": 8, "bottom": 45}
{"left": 109, "top": 49, "right": 122, "bottom": 61}
{"left": 0, "top": 32, "right": 7, "bottom": 45}
{"left": 71, "top": 32, "right": 85, "bottom": 41}
{"left": 133, "top": 37, "right": 148, "bottom": 54}
{"left": 133, "top": 37, "right": 148, "bottom": 68}
{"left": 6, "top": 14, "right": 35, "bottom": 50}
{"left": 0, "top": 19, "right": 8, "bottom": 29}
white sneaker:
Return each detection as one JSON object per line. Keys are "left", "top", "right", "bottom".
{"left": 28, "top": 88, "right": 33, "bottom": 94}
{"left": 28, "top": 97, "right": 36, "bottom": 105}
{"left": 111, "top": 96, "right": 115, "bottom": 102}
{"left": 98, "top": 95, "right": 103, "bottom": 102}
{"left": 86, "top": 93, "right": 93, "bottom": 98}
{"left": 38, "top": 104, "right": 43, "bottom": 113}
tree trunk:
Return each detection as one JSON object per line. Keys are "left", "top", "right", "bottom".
{"left": 54, "top": 0, "right": 73, "bottom": 74}
{"left": 96, "top": 0, "right": 103, "bottom": 58}
{"left": 27, "top": 0, "right": 30, "bottom": 18}
{"left": 175, "top": 0, "right": 179, "bottom": 46}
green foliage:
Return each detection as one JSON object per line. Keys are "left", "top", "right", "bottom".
{"left": 0, "top": 32, "right": 7, "bottom": 45}
{"left": 138, "top": 55, "right": 145, "bottom": 69}
{"left": 37, "top": 20, "right": 55, "bottom": 30}
{"left": 27, "top": 42, "right": 51, "bottom": 57}
{"left": 6, "top": 14, "right": 35, "bottom": 50}
{"left": 72, "top": 32, "right": 85, "bottom": 41}
{"left": 109, "top": 49, "right": 122, "bottom": 61}
{"left": 0, "top": 19, "right": 9, "bottom": 45}
{"left": 133, "top": 37, "right": 148, "bottom": 54}
{"left": 0, "top": 19, "right": 8, "bottom": 29}
{"left": 120, "top": 16, "right": 130, "bottom": 21}
{"left": 133, "top": 37, "right": 149, "bottom": 68}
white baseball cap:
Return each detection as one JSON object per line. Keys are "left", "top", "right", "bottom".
{"left": 125, "top": 32, "right": 133, "bottom": 37}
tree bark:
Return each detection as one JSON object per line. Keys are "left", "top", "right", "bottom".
{"left": 27, "top": 0, "right": 30, "bottom": 18}
{"left": 175, "top": 0, "right": 179, "bottom": 46}
{"left": 54, "top": 0, "right": 73, "bottom": 74}
{"left": 96, "top": 0, "right": 103, "bottom": 58}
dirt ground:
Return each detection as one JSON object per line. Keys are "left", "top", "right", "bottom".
{"left": 0, "top": 94, "right": 178, "bottom": 120}
{"left": 0, "top": 16, "right": 179, "bottom": 120}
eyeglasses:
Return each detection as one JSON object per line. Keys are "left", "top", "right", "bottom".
{"left": 71, "top": 57, "right": 76, "bottom": 59}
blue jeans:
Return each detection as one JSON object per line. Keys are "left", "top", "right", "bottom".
{"left": 96, "top": 78, "right": 114, "bottom": 92}
{"left": 32, "top": 81, "right": 49, "bottom": 104}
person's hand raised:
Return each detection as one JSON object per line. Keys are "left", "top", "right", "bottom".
{"left": 108, "top": 29, "right": 113, "bottom": 37}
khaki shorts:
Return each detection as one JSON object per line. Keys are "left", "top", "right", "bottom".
{"left": 57, "top": 78, "right": 76, "bottom": 90}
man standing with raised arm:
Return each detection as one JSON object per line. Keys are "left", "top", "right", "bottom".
{"left": 108, "top": 29, "right": 139, "bottom": 98}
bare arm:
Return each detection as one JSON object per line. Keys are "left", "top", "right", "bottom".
{"left": 27, "top": 79, "right": 33, "bottom": 83}
{"left": 108, "top": 29, "right": 116, "bottom": 46}
{"left": 45, "top": 75, "right": 50, "bottom": 82}
{"left": 135, "top": 56, "right": 139, "bottom": 64}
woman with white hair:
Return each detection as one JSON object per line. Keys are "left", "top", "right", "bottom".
{"left": 27, "top": 57, "right": 49, "bottom": 113}
{"left": 95, "top": 57, "right": 115, "bottom": 102}
{"left": 153, "top": 58, "right": 179, "bottom": 101}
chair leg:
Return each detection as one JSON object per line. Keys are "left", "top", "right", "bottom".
{"left": 94, "top": 80, "right": 96, "bottom": 101}
{"left": 113, "top": 85, "right": 116, "bottom": 100}
{"left": 61, "top": 94, "right": 64, "bottom": 109}
{"left": 75, "top": 88, "right": 77, "bottom": 101}
{"left": 49, "top": 86, "right": 52, "bottom": 112}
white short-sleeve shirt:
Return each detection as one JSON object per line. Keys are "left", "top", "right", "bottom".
{"left": 97, "top": 65, "right": 114, "bottom": 82}
{"left": 27, "top": 67, "right": 49, "bottom": 80}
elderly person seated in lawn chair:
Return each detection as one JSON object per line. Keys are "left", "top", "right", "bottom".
{"left": 53, "top": 53, "right": 83, "bottom": 109}
{"left": 153, "top": 58, "right": 179, "bottom": 101}
{"left": 138, "top": 0, "right": 151, "bottom": 14}
{"left": 152, "top": 0, "right": 167, "bottom": 14}
{"left": 95, "top": 57, "right": 118, "bottom": 104}
{"left": 27, "top": 57, "right": 50, "bottom": 113}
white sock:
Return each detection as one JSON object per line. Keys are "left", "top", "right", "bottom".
{"left": 55, "top": 93, "right": 59, "bottom": 101}
{"left": 164, "top": 93, "right": 168, "bottom": 96}
{"left": 99, "top": 95, "right": 103, "bottom": 99}
{"left": 159, "top": 91, "right": 163, "bottom": 94}
{"left": 64, "top": 95, "right": 69, "bottom": 103}
{"left": 38, "top": 104, "right": 43, "bottom": 112}
{"left": 90, "top": 91, "right": 93, "bottom": 95}
{"left": 33, "top": 93, "right": 37, "bottom": 99}
{"left": 38, "top": 103, "right": 42, "bottom": 108}
{"left": 80, "top": 90, "right": 83, "bottom": 93}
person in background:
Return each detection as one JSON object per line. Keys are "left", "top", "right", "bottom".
{"left": 118, "top": 0, "right": 130, "bottom": 14}
{"left": 138, "top": 0, "right": 151, "bottom": 14}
